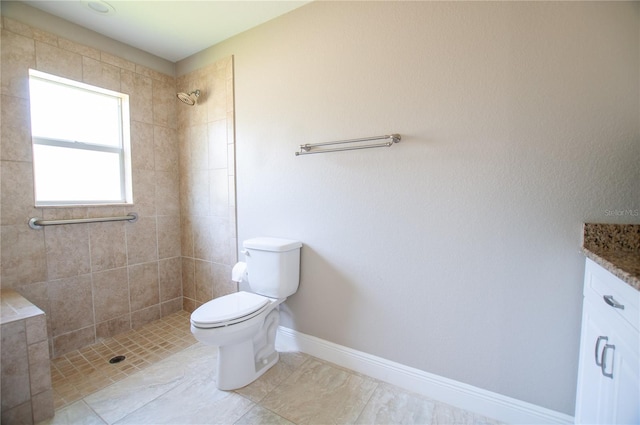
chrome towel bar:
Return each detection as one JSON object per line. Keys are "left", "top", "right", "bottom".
{"left": 295, "top": 134, "right": 401, "bottom": 156}
{"left": 28, "top": 213, "right": 138, "bottom": 230}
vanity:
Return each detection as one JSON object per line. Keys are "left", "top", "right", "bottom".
{"left": 575, "top": 224, "right": 639, "bottom": 424}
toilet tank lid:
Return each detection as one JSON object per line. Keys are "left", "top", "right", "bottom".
{"left": 243, "top": 237, "right": 302, "bottom": 252}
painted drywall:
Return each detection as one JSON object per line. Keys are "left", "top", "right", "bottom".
{"left": 179, "top": 1, "right": 639, "bottom": 415}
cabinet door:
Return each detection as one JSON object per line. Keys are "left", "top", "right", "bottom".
{"left": 607, "top": 319, "right": 640, "bottom": 424}
{"left": 575, "top": 298, "right": 613, "bottom": 423}
{"left": 576, "top": 298, "right": 640, "bottom": 424}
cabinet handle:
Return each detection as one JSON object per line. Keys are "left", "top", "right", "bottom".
{"left": 603, "top": 295, "right": 625, "bottom": 310}
{"left": 600, "top": 343, "right": 615, "bottom": 379}
{"left": 595, "top": 336, "right": 608, "bottom": 366}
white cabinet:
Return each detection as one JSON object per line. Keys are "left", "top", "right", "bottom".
{"left": 575, "top": 259, "right": 639, "bottom": 424}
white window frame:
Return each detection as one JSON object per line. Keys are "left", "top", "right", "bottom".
{"left": 28, "top": 69, "right": 133, "bottom": 206}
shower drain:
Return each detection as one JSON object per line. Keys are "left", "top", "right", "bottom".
{"left": 109, "top": 355, "right": 126, "bottom": 364}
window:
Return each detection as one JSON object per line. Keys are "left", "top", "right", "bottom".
{"left": 28, "top": 69, "right": 132, "bottom": 206}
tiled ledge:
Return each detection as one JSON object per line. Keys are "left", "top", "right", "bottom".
{"left": 0, "top": 289, "right": 54, "bottom": 424}
{"left": 583, "top": 223, "right": 640, "bottom": 291}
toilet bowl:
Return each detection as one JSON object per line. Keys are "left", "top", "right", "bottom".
{"left": 190, "top": 237, "right": 302, "bottom": 390}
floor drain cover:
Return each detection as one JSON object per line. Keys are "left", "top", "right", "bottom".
{"left": 109, "top": 355, "right": 126, "bottom": 364}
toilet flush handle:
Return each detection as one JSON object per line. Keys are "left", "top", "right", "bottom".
{"left": 241, "top": 250, "right": 250, "bottom": 257}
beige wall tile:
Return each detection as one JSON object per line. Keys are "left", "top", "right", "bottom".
{"left": 48, "top": 274, "right": 93, "bottom": 336}
{"left": 194, "top": 260, "right": 213, "bottom": 303}
{"left": 27, "top": 340, "right": 52, "bottom": 395}
{"left": 125, "top": 217, "right": 158, "bottom": 265}
{"left": 1, "top": 95, "right": 33, "bottom": 162}
{"left": 157, "top": 215, "right": 180, "bottom": 259}
{"left": 132, "top": 169, "right": 156, "bottom": 217}
{"left": 210, "top": 169, "right": 229, "bottom": 218}
{"left": 212, "top": 263, "right": 235, "bottom": 298}
{"left": 25, "top": 314, "right": 47, "bottom": 344}
{"left": 128, "top": 262, "right": 159, "bottom": 311}
{"left": 131, "top": 304, "right": 160, "bottom": 329}
{"left": 180, "top": 215, "right": 194, "bottom": 258}
{"left": 1, "top": 29, "right": 35, "bottom": 97}
{"left": 160, "top": 298, "right": 182, "bottom": 317}
{"left": 1, "top": 402, "right": 33, "bottom": 425}
{"left": 121, "top": 69, "right": 153, "bottom": 125}
{"left": 1, "top": 320, "right": 30, "bottom": 409}
{"left": 159, "top": 257, "right": 182, "bottom": 302}
{"left": 44, "top": 225, "right": 91, "bottom": 280}
{"left": 89, "top": 221, "right": 127, "bottom": 272}
{"left": 52, "top": 326, "right": 95, "bottom": 357}
{"left": 1, "top": 224, "right": 47, "bottom": 288}
{"left": 152, "top": 78, "right": 177, "bottom": 129}
{"left": 154, "top": 126, "right": 178, "bottom": 173}
{"left": 131, "top": 121, "right": 155, "bottom": 171}
{"left": 35, "top": 40, "right": 82, "bottom": 81}
{"left": 1, "top": 160, "right": 39, "bottom": 225}
{"left": 208, "top": 119, "right": 227, "bottom": 170}
{"left": 96, "top": 314, "right": 131, "bottom": 340}
{"left": 155, "top": 171, "right": 180, "bottom": 216}
{"left": 101, "top": 52, "right": 135, "bottom": 72}
{"left": 31, "top": 388, "right": 54, "bottom": 424}
{"left": 82, "top": 56, "right": 121, "bottom": 91}
{"left": 92, "top": 267, "right": 129, "bottom": 323}
{"left": 181, "top": 257, "right": 195, "bottom": 300}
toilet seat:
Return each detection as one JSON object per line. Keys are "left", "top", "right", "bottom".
{"left": 191, "top": 291, "right": 271, "bottom": 329}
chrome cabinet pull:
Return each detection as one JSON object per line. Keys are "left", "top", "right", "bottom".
{"left": 595, "top": 336, "right": 608, "bottom": 366}
{"left": 603, "top": 295, "right": 625, "bottom": 310}
{"left": 601, "top": 343, "right": 615, "bottom": 379}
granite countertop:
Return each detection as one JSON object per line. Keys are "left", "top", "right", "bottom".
{"left": 583, "top": 223, "right": 640, "bottom": 291}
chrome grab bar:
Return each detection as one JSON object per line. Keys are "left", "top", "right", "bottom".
{"left": 28, "top": 213, "right": 138, "bottom": 229}
{"left": 295, "top": 134, "right": 401, "bottom": 156}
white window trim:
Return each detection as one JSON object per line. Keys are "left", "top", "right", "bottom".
{"left": 29, "top": 69, "right": 133, "bottom": 207}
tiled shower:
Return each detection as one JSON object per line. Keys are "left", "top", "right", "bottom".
{"left": 0, "top": 15, "right": 236, "bottom": 359}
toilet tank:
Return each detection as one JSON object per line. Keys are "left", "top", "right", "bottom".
{"left": 242, "top": 237, "right": 302, "bottom": 299}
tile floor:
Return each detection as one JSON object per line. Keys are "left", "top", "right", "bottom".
{"left": 43, "top": 312, "right": 501, "bottom": 425}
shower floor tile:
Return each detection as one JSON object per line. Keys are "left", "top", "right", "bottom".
{"left": 50, "top": 311, "right": 197, "bottom": 410}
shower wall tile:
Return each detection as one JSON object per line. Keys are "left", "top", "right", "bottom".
{"left": 131, "top": 121, "right": 155, "bottom": 171}
{"left": 0, "top": 18, "right": 182, "bottom": 356}
{"left": 92, "top": 267, "right": 129, "bottom": 323}
{"left": 128, "top": 262, "right": 159, "bottom": 311}
{"left": 132, "top": 169, "right": 157, "bottom": 217}
{"left": 1, "top": 160, "right": 39, "bottom": 225}
{"left": 121, "top": 69, "right": 153, "bottom": 125}
{"left": 157, "top": 215, "right": 181, "bottom": 259}
{"left": 82, "top": 56, "right": 121, "bottom": 92}
{"left": 35, "top": 40, "right": 83, "bottom": 82}
{"left": 154, "top": 126, "right": 178, "bottom": 173}
{"left": 52, "top": 326, "right": 95, "bottom": 357}
{"left": 153, "top": 78, "right": 177, "bottom": 130}
{"left": 89, "top": 221, "right": 127, "bottom": 272}
{"left": 155, "top": 171, "right": 180, "bottom": 216}
{"left": 44, "top": 224, "right": 91, "bottom": 280}
{"left": 126, "top": 217, "right": 158, "bottom": 265}
{"left": 179, "top": 57, "right": 236, "bottom": 309}
{"left": 48, "top": 274, "right": 93, "bottom": 336}
{"left": 1, "top": 29, "right": 35, "bottom": 97}
{"left": 1, "top": 94, "right": 32, "bottom": 162}
{"left": 159, "top": 257, "right": 182, "bottom": 302}
{"left": 131, "top": 304, "right": 160, "bottom": 329}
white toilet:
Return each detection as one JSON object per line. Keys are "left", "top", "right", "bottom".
{"left": 190, "top": 237, "right": 302, "bottom": 390}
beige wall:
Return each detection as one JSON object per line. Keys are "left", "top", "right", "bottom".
{"left": 177, "top": 58, "right": 238, "bottom": 312}
{"left": 0, "top": 16, "right": 182, "bottom": 357}
{"left": 178, "top": 1, "right": 640, "bottom": 415}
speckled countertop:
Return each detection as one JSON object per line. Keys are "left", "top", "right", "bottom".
{"left": 582, "top": 223, "right": 640, "bottom": 291}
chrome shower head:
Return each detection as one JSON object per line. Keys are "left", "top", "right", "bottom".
{"left": 177, "top": 90, "right": 200, "bottom": 105}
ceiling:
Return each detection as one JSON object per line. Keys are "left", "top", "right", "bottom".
{"left": 17, "top": 0, "right": 310, "bottom": 62}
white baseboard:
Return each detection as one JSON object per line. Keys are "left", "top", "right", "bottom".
{"left": 276, "top": 326, "right": 574, "bottom": 425}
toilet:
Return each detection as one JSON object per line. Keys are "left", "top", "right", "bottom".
{"left": 190, "top": 237, "right": 302, "bottom": 390}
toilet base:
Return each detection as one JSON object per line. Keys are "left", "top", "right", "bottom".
{"left": 215, "top": 309, "right": 280, "bottom": 390}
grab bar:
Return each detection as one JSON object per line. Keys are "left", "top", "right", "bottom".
{"left": 295, "top": 134, "right": 401, "bottom": 156}
{"left": 28, "top": 213, "right": 138, "bottom": 230}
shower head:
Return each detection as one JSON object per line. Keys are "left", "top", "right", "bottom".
{"left": 177, "top": 90, "right": 200, "bottom": 105}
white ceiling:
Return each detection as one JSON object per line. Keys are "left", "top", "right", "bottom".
{"left": 18, "top": 0, "right": 310, "bottom": 62}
